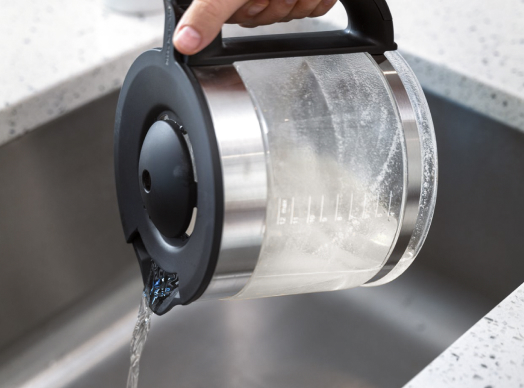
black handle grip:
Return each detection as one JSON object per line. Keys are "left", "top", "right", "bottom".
{"left": 164, "top": 0, "right": 396, "bottom": 66}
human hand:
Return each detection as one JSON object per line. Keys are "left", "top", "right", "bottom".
{"left": 173, "top": 0, "right": 338, "bottom": 55}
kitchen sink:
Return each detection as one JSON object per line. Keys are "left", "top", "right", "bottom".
{"left": 0, "top": 84, "right": 523, "bottom": 387}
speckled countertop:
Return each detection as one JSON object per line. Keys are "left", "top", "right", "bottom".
{"left": 389, "top": 0, "right": 524, "bottom": 134}
{"left": 1, "top": 0, "right": 524, "bottom": 147}
{"left": 405, "top": 283, "right": 524, "bottom": 388}
{"left": 0, "top": 0, "right": 164, "bottom": 146}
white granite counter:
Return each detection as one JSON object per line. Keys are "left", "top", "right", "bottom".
{"left": 389, "top": 0, "right": 524, "bottom": 136}
{"left": 0, "top": 0, "right": 163, "bottom": 146}
{"left": 405, "top": 283, "right": 524, "bottom": 388}
{"left": 1, "top": 0, "right": 524, "bottom": 147}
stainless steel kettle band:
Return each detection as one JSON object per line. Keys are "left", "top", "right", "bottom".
{"left": 194, "top": 65, "right": 268, "bottom": 300}
{"left": 364, "top": 54, "right": 422, "bottom": 284}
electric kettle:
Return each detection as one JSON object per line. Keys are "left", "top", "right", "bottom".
{"left": 114, "top": 0, "right": 438, "bottom": 315}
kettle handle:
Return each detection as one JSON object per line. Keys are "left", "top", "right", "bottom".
{"left": 164, "top": 0, "right": 396, "bottom": 66}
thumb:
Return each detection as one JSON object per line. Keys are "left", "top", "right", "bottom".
{"left": 174, "top": 0, "right": 248, "bottom": 55}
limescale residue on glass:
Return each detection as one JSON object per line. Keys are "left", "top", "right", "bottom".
{"left": 233, "top": 53, "right": 407, "bottom": 299}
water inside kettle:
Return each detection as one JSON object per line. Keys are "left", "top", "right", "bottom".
{"left": 232, "top": 53, "right": 407, "bottom": 298}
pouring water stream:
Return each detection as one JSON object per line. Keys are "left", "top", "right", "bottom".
{"left": 126, "top": 292, "right": 153, "bottom": 388}
{"left": 127, "top": 262, "right": 180, "bottom": 387}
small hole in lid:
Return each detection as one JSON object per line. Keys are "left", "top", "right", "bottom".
{"left": 142, "top": 169, "right": 152, "bottom": 193}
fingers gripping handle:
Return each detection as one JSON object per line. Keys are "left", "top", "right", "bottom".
{"left": 163, "top": 0, "right": 396, "bottom": 66}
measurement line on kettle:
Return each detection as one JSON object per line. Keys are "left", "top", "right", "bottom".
{"left": 290, "top": 197, "right": 295, "bottom": 225}
{"left": 277, "top": 197, "right": 282, "bottom": 225}
{"left": 335, "top": 194, "right": 340, "bottom": 222}
{"left": 307, "top": 196, "right": 312, "bottom": 224}
{"left": 320, "top": 195, "right": 325, "bottom": 223}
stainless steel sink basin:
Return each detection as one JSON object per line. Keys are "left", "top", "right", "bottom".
{"left": 0, "top": 85, "right": 523, "bottom": 387}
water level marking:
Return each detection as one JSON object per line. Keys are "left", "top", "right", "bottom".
{"left": 307, "top": 196, "right": 312, "bottom": 224}
{"left": 290, "top": 197, "right": 295, "bottom": 225}
{"left": 276, "top": 197, "right": 281, "bottom": 224}
{"left": 348, "top": 192, "right": 354, "bottom": 220}
{"left": 334, "top": 194, "right": 340, "bottom": 221}
{"left": 320, "top": 195, "right": 325, "bottom": 222}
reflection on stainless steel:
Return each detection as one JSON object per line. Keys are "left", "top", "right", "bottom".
{"left": 0, "top": 92, "right": 136, "bottom": 352}
{"left": 193, "top": 66, "right": 267, "bottom": 300}
{"left": 0, "top": 271, "right": 143, "bottom": 388}
{"left": 365, "top": 55, "right": 422, "bottom": 284}
{"left": 18, "top": 312, "right": 136, "bottom": 388}
{"left": 0, "top": 267, "right": 493, "bottom": 388}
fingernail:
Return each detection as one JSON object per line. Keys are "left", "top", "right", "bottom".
{"left": 247, "top": 2, "right": 267, "bottom": 16}
{"left": 285, "top": 0, "right": 296, "bottom": 5}
{"left": 174, "top": 26, "right": 201, "bottom": 53}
